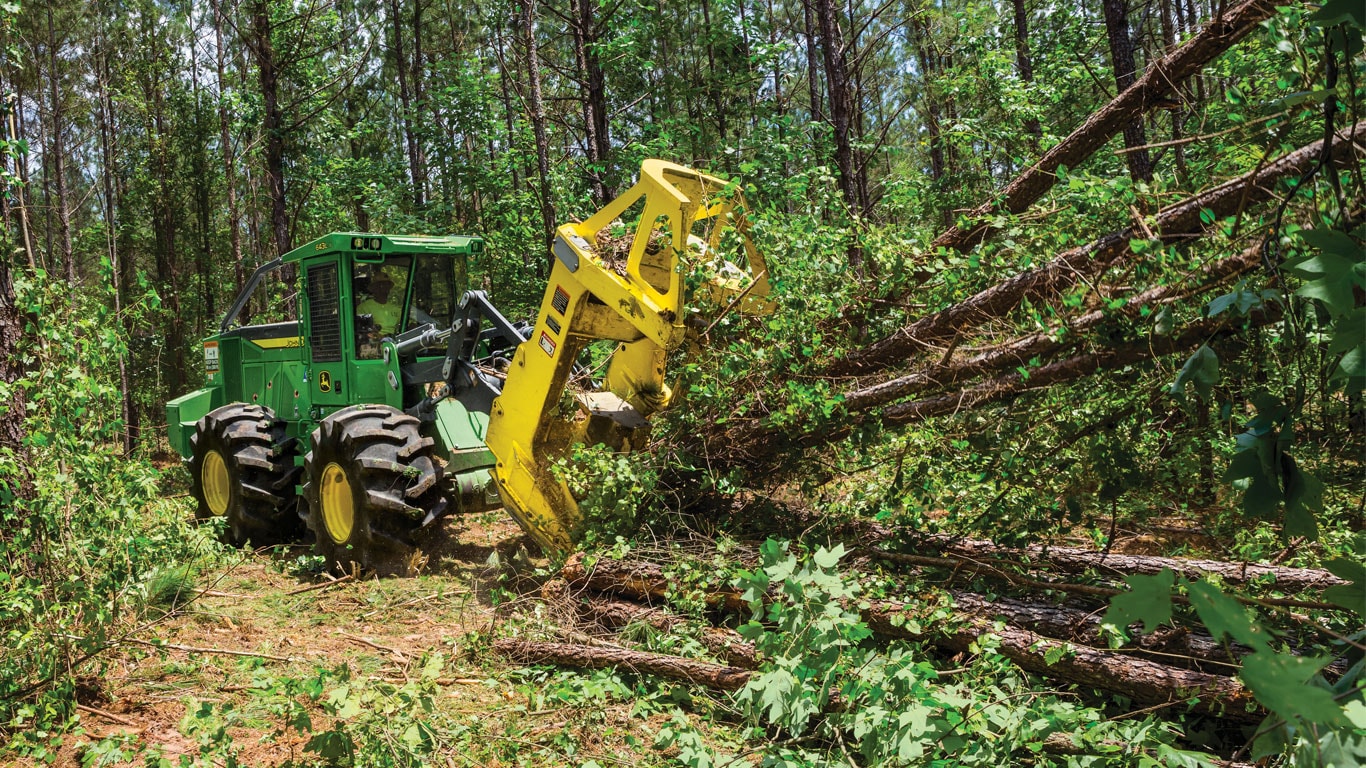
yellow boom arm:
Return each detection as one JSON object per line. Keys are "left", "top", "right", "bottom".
{"left": 486, "top": 160, "right": 772, "bottom": 553}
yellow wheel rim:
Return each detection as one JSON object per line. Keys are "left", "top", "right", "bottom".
{"left": 320, "top": 462, "right": 355, "bottom": 544}
{"left": 202, "top": 450, "right": 231, "bottom": 516}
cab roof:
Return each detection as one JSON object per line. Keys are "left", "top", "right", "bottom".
{"left": 281, "top": 232, "right": 485, "bottom": 264}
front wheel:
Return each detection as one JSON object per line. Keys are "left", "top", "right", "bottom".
{"left": 304, "top": 405, "right": 445, "bottom": 576}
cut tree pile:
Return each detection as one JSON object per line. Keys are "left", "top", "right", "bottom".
{"left": 494, "top": 536, "right": 1352, "bottom": 730}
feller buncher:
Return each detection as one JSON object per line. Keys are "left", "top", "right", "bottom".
{"left": 165, "top": 161, "right": 772, "bottom": 573}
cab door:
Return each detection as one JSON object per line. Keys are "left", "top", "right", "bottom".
{"left": 303, "top": 259, "right": 352, "bottom": 411}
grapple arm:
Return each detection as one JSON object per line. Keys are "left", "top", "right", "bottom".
{"left": 485, "top": 160, "right": 772, "bottom": 554}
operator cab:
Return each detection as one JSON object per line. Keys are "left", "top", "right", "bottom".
{"left": 352, "top": 254, "right": 460, "bottom": 359}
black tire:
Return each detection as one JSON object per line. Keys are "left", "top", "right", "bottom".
{"left": 303, "top": 404, "right": 445, "bottom": 576}
{"left": 189, "top": 403, "right": 303, "bottom": 546}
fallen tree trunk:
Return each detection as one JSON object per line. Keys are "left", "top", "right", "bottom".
{"left": 863, "top": 602, "right": 1261, "bottom": 722}
{"left": 879, "top": 535, "right": 1348, "bottom": 591}
{"left": 929, "top": 0, "right": 1278, "bottom": 256}
{"left": 574, "top": 595, "right": 758, "bottom": 669}
{"left": 719, "top": 304, "right": 1283, "bottom": 467}
{"left": 880, "top": 307, "right": 1279, "bottom": 424}
{"left": 829, "top": 120, "right": 1366, "bottom": 377}
{"left": 842, "top": 240, "right": 1264, "bottom": 412}
{"left": 948, "top": 591, "right": 1244, "bottom": 671}
{"left": 493, "top": 638, "right": 753, "bottom": 690}
{"left": 557, "top": 556, "right": 1262, "bottom": 720}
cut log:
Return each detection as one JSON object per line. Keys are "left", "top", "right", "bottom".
{"left": 928, "top": 0, "right": 1277, "bottom": 256}
{"left": 574, "top": 595, "right": 758, "bottom": 669}
{"left": 879, "top": 308, "right": 1280, "bottom": 424}
{"left": 830, "top": 120, "right": 1366, "bottom": 376}
{"left": 949, "top": 591, "right": 1244, "bottom": 671}
{"left": 882, "top": 535, "right": 1349, "bottom": 591}
{"left": 842, "top": 240, "right": 1264, "bottom": 412}
{"left": 493, "top": 638, "right": 753, "bottom": 690}
{"left": 863, "top": 602, "right": 1261, "bottom": 722}
{"left": 561, "top": 555, "right": 1263, "bottom": 721}
{"left": 561, "top": 553, "right": 748, "bottom": 612}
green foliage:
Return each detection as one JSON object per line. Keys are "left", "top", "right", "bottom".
{"left": 1285, "top": 226, "right": 1366, "bottom": 395}
{"left": 651, "top": 541, "right": 1229, "bottom": 766}
{"left": 1104, "top": 565, "right": 1366, "bottom": 759}
{"left": 553, "top": 442, "right": 660, "bottom": 542}
{"left": 1223, "top": 394, "right": 1322, "bottom": 539}
{"left": 0, "top": 271, "right": 221, "bottom": 749}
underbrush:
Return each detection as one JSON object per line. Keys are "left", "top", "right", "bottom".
{"left": 0, "top": 272, "right": 227, "bottom": 755}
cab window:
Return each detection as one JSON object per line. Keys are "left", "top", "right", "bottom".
{"left": 353, "top": 257, "right": 412, "bottom": 360}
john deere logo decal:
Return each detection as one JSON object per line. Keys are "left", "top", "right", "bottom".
{"left": 318, "top": 371, "right": 332, "bottom": 393}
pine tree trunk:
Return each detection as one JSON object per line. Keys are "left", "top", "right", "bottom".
{"left": 520, "top": 0, "right": 556, "bottom": 269}
{"left": 802, "top": 0, "right": 822, "bottom": 123}
{"left": 45, "top": 5, "right": 74, "bottom": 283}
{"left": 571, "top": 0, "right": 611, "bottom": 205}
{"left": 814, "top": 0, "right": 862, "bottom": 272}
{"left": 1013, "top": 0, "right": 1043, "bottom": 149}
{"left": 210, "top": 0, "right": 244, "bottom": 293}
{"left": 388, "top": 0, "right": 425, "bottom": 210}
{"left": 0, "top": 251, "right": 26, "bottom": 498}
{"left": 95, "top": 24, "right": 136, "bottom": 454}
{"left": 1102, "top": 0, "right": 1154, "bottom": 181}
{"left": 251, "top": 0, "right": 290, "bottom": 258}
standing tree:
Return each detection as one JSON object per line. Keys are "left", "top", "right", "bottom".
{"left": 1101, "top": 0, "right": 1153, "bottom": 181}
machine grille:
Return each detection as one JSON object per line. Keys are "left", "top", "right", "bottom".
{"left": 307, "top": 264, "right": 342, "bottom": 362}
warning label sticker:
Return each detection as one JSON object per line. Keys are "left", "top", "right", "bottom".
{"left": 538, "top": 331, "right": 557, "bottom": 358}
{"left": 204, "top": 342, "right": 220, "bottom": 373}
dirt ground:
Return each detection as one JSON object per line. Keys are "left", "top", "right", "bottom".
{"left": 35, "top": 513, "right": 681, "bottom": 768}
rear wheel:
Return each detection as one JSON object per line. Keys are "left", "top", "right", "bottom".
{"left": 304, "top": 405, "right": 445, "bottom": 576}
{"left": 189, "top": 403, "right": 303, "bottom": 545}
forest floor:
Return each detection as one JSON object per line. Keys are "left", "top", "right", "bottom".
{"left": 37, "top": 512, "right": 689, "bottom": 768}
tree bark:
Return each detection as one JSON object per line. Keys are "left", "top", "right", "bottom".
{"left": 250, "top": 0, "right": 290, "bottom": 257}
{"left": 210, "top": 0, "right": 245, "bottom": 293}
{"left": 1101, "top": 0, "right": 1153, "bottom": 181}
{"left": 878, "top": 536, "right": 1348, "bottom": 591}
{"left": 831, "top": 119, "right": 1366, "bottom": 376}
{"left": 802, "top": 0, "right": 822, "bottom": 123}
{"left": 864, "top": 603, "right": 1260, "bottom": 721}
{"left": 388, "top": 0, "right": 425, "bottom": 210}
{"left": 520, "top": 0, "right": 556, "bottom": 267}
{"left": 572, "top": 595, "right": 758, "bottom": 669}
{"left": 814, "top": 0, "right": 863, "bottom": 272}
{"left": 841, "top": 238, "right": 1264, "bottom": 411}
{"left": 0, "top": 242, "right": 26, "bottom": 501}
{"left": 1012, "top": 0, "right": 1042, "bottom": 149}
{"left": 930, "top": 0, "right": 1275, "bottom": 255}
{"left": 95, "top": 15, "right": 136, "bottom": 453}
{"left": 878, "top": 309, "right": 1279, "bottom": 425}
{"left": 44, "top": 4, "right": 74, "bottom": 283}
{"left": 558, "top": 556, "right": 1261, "bottom": 720}
{"left": 570, "top": 0, "right": 612, "bottom": 204}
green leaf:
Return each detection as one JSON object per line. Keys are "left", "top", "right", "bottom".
{"left": 1102, "top": 569, "right": 1175, "bottom": 634}
{"left": 812, "top": 544, "right": 845, "bottom": 570}
{"left": 1283, "top": 466, "right": 1322, "bottom": 540}
{"left": 1187, "top": 581, "right": 1267, "bottom": 651}
{"left": 1223, "top": 449, "right": 1262, "bottom": 482}
{"left": 1297, "top": 277, "right": 1356, "bottom": 316}
{"left": 1243, "top": 472, "right": 1282, "bottom": 519}
{"left": 1153, "top": 306, "right": 1174, "bottom": 336}
{"left": 1170, "top": 345, "right": 1219, "bottom": 400}
{"left": 1310, "top": 0, "right": 1366, "bottom": 27}
{"left": 1297, "top": 228, "right": 1364, "bottom": 260}
{"left": 1240, "top": 651, "right": 1345, "bottom": 726}
{"left": 1322, "top": 556, "right": 1366, "bottom": 618}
